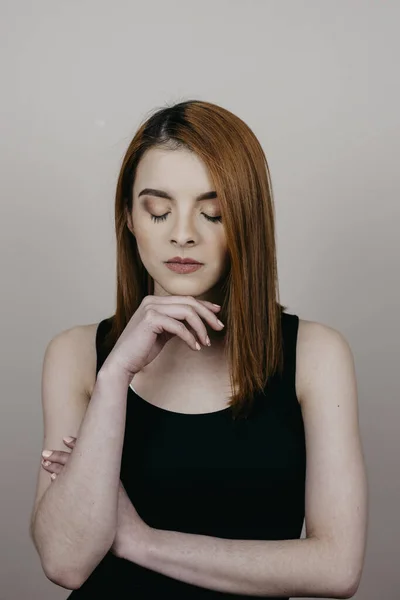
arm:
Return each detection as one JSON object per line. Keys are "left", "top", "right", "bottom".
{"left": 121, "top": 323, "right": 368, "bottom": 599}
{"left": 30, "top": 328, "right": 131, "bottom": 590}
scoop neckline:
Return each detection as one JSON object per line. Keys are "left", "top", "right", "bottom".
{"left": 128, "top": 383, "right": 231, "bottom": 417}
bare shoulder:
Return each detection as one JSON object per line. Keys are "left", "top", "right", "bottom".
{"left": 67, "top": 322, "right": 99, "bottom": 399}
{"left": 296, "top": 318, "right": 354, "bottom": 405}
{"left": 49, "top": 322, "right": 100, "bottom": 400}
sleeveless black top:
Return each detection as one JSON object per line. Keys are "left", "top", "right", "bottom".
{"left": 67, "top": 311, "right": 306, "bottom": 599}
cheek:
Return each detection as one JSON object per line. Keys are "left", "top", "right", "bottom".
{"left": 134, "top": 234, "right": 161, "bottom": 271}
{"left": 134, "top": 226, "right": 156, "bottom": 253}
{"left": 208, "top": 236, "right": 229, "bottom": 270}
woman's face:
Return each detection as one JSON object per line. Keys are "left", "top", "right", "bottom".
{"left": 126, "top": 147, "right": 230, "bottom": 301}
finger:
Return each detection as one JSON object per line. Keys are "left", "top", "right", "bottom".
{"left": 147, "top": 297, "right": 224, "bottom": 333}
{"left": 144, "top": 295, "right": 221, "bottom": 312}
{"left": 143, "top": 310, "right": 203, "bottom": 351}
{"left": 41, "top": 450, "right": 71, "bottom": 465}
{"left": 175, "top": 299, "right": 224, "bottom": 332}
{"left": 145, "top": 303, "right": 223, "bottom": 348}
{"left": 63, "top": 437, "right": 76, "bottom": 447}
{"left": 147, "top": 303, "right": 209, "bottom": 346}
{"left": 41, "top": 461, "right": 63, "bottom": 475}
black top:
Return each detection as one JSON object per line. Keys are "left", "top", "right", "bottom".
{"left": 67, "top": 311, "right": 306, "bottom": 599}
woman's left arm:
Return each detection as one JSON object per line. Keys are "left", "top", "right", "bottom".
{"left": 122, "top": 324, "right": 368, "bottom": 599}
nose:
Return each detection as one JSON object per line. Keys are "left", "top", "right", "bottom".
{"left": 169, "top": 213, "right": 198, "bottom": 247}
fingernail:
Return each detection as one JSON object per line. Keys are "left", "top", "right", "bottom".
{"left": 63, "top": 436, "right": 74, "bottom": 443}
{"left": 217, "top": 319, "right": 224, "bottom": 328}
{"left": 51, "top": 473, "right": 57, "bottom": 480}
{"left": 212, "top": 303, "right": 221, "bottom": 307}
{"left": 42, "top": 450, "right": 53, "bottom": 458}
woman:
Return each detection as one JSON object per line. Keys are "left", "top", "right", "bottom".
{"left": 30, "top": 100, "right": 368, "bottom": 599}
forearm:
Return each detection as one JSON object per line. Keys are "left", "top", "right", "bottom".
{"left": 32, "top": 363, "right": 131, "bottom": 588}
{"left": 126, "top": 530, "right": 354, "bottom": 599}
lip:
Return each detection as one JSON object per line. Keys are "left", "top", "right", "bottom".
{"left": 166, "top": 256, "right": 203, "bottom": 264}
{"left": 165, "top": 263, "right": 203, "bottom": 274}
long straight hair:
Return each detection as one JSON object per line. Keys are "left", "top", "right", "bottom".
{"left": 103, "top": 99, "right": 287, "bottom": 420}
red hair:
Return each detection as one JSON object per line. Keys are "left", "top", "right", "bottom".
{"left": 103, "top": 99, "right": 287, "bottom": 420}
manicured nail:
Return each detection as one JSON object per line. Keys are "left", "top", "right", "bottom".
{"left": 195, "top": 342, "right": 201, "bottom": 351}
{"left": 217, "top": 319, "right": 224, "bottom": 328}
{"left": 42, "top": 450, "right": 53, "bottom": 458}
{"left": 212, "top": 303, "right": 221, "bottom": 307}
{"left": 63, "top": 437, "right": 74, "bottom": 443}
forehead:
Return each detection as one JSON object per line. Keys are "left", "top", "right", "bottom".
{"left": 134, "top": 147, "right": 214, "bottom": 193}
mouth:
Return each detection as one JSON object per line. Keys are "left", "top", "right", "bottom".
{"left": 165, "top": 257, "right": 203, "bottom": 265}
{"left": 164, "top": 262, "right": 204, "bottom": 273}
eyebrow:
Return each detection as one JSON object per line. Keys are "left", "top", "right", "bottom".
{"left": 138, "top": 188, "right": 217, "bottom": 201}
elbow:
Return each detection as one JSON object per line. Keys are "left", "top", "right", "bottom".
{"left": 30, "top": 526, "right": 84, "bottom": 590}
{"left": 31, "top": 519, "right": 114, "bottom": 590}
{"left": 332, "top": 562, "right": 363, "bottom": 599}
{"left": 43, "top": 561, "right": 84, "bottom": 591}
{"left": 337, "top": 575, "right": 361, "bottom": 599}
{"left": 314, "top": 535, "right": 364, "bottom": 599}
{"left": 41, "top": 537, "right": 113, "bottom": 590}
{"left": 335, "top": 584, "right": 359, "bottom": 599}
{"left": 341, "top": 553, "right": 365, "bottom": 598}
{"left": 325, "top": 576, "right": 359, "bottom": 599}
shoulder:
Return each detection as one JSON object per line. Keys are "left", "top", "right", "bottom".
{"left": 295, "top": 317, "right": 354, "bottom": 405}
{"left": 47, "top": 322, "right": 100, "bottom": 400}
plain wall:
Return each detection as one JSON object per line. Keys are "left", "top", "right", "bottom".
{"left": 1, "top": 1, "right": 399, "bottom": 598}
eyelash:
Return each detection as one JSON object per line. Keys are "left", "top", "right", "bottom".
{"left": 150, "top": 213, "right": 222, "bottom": 224}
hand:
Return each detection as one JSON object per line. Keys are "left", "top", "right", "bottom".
{"left": 41, "top": 437, "right": 154, "bottom": 560}
{"left": 103, "top": 295, "right": 224, "bottom": 378}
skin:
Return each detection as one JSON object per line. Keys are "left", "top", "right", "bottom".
{"left": 41, "top": 438, "right": 151, "bottom": 561}
{"left": 40, "top": 146, "right": 234, "bottom": 556}
{"left": 125, "top": 146, "right": 231, "bottom": 354}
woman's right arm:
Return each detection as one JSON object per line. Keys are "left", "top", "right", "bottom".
{"left": 30, "top": 326, "right": 132, "bottom": 590}
{"left": 31, "top": 297, "right": 222, "bottom": 589}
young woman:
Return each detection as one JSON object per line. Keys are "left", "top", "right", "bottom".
{"left": 30, "top": 100, "right": 368, "bottom": 599}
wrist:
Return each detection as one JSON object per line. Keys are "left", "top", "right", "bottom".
{"left": 119, "top": 525, "right": 159, "bottom": 569}
{"left": 97, "top": 360, "right": 133, "bottom": 389}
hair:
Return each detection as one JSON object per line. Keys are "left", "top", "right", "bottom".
{"left": 103, "top": 99, "right": 288, "bottom": 420}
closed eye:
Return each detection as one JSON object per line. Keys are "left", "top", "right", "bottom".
{"left": 150, "top": 213, "right": 222, "bottom": 224}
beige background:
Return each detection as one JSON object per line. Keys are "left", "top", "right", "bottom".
{"left": 1, "top": 1, "right": 399, "bottom": 598}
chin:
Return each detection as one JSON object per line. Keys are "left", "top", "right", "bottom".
{"left": 154, "top": 276, "right": 218, "bottom": 298}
